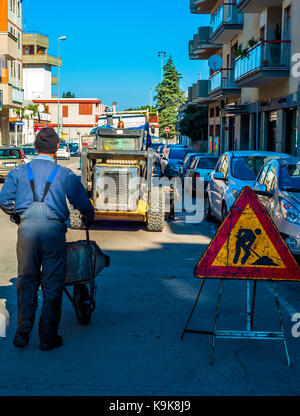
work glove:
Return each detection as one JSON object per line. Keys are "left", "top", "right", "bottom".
{"left": 82, "top": 216, "right": 93, "bottom": 229}
{"left": 10, "top": 213, "right": 21, "bottom": 225}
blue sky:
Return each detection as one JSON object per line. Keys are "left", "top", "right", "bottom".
{"left": 23, "top": 0, "right": 210, "bottom": 110}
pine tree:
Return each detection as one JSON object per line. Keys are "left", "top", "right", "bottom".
{"left": 154, "top": 57, "right": 186, "bottom": 140}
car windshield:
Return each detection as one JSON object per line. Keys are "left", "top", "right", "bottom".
{"left": 197, "top": 158, "right": 218, "bottom": 169}
{"left": 23, "top": 148, "right": 38, "bottom": 155}
{"left": 169, "top": 148, "right": 188, "bottom": 160}
{"left": 232, "top": 157, "right": 268, "bottom": 181}
{"left": 59, "top": 143, "right": 68, "bottom": 149}
{"left": 280, "top": 163, "right": 300, "bottom": 191}
{"left": 0, "top": 149, "right": 20, "bottom": 159}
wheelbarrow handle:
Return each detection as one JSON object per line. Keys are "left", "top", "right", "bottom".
{"left": 86, "top": 228, "right": 90, "bottom": 244}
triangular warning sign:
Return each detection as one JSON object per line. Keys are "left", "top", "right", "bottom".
{"left": 195, "top": 187, "right": 300, "bottom": 281}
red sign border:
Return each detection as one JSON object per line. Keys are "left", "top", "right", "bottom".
{"left": 194, "top": 187, "right": 300, "bottom": 281}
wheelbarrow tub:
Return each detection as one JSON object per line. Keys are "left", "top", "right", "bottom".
{"left": 65, "top": 240, "right": 110, "bottom": 286}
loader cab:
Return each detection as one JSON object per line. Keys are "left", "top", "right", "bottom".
{"left": 95, "top": 129, "right": 145, "bottom": 152}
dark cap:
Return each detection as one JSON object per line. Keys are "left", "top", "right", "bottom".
{"left": 35, "top": 128, "right": 59, "bottom": 154}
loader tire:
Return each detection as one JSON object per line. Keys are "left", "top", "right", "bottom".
{"left": 69, "top": 205, "right": 84, "bottom": 230}
{"left": 147, "top": 187, "right": 165, "bottom": 232}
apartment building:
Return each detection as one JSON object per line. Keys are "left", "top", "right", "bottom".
{"left": 0, "top": 0, "right": 23, "bottom": 145}
{"left": 33, "top": 98, "right": 106, "bottom": 141}
{"left": 188, "top": 0, "right": 300, "bottom": 156}
{"left": 23, "top": 32, "right": 61, "bottom": 101}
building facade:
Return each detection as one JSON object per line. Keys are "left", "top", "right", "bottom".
{"left": 33, "top": 98, "right": 106, "bottom": 142}
{"left": 0, "top": 0, "right": 23, "bottom": 145}
{"left": 23, "top": 32, "right": 61, "bottom": 101}
{"left": 188, "top": 0, "right": 300, "bottom": 156}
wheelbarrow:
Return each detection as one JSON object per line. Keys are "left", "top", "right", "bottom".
{"left": 63, "top": 229, "right": 110, "bottom": 325}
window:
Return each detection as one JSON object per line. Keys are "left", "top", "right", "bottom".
{"left": 17, "top": 33, "right": 20, "bottom": 49}
{"left": 79, "top": 103, "right": 93, "bottom": 115}
{"left": 10, "top": 0, "right": 12, "bottom": 11}
{"left": 17, "top": 1, "right": 20, "bottom": 17}
{"left": 219, "top": 156, "right": 229, "bottom": 178}
{"left": 264, "top": 162, "right": 277, "bottom": 192}
{"left": 258, "top": 164, "right": 271, "bottom": 185}
{"left": 17, "top": 63, "right": 20, "bottom": 80}
{"left": 62, "top": 106, "right": 68, "bottom": 117}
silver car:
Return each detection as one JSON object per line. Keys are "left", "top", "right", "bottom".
{"left": 253, "top": 157, "right": 300, "bottom": 255}
{"left": 205, "top": 151, "right": 291, "bottom": 222}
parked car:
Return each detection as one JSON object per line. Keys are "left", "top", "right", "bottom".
{"left": 163, "top": 146, "right": 193, "bottom": 178}
{"left": 22, "top": 147, "right": 38, "bottom": 161}
{"left": 0, "top": 147, "right": 27, "bottom": 180}
{"left": 253, "top": 157, "right": 300, "bottom": 255}
{"left": 185, "top": 155, "right": 219, "bottom": 193}
{"left": 151, "top": 142, "right": 165, "bottom": 153}
{"left": 205, "top": 151, "right": 291, "bottom": 222}
{"left": 69, "top": 142, "right": 79, "bottom": 157}
{"left": 57, "top": 142, "right": 70, "bottom": 160}
{"left": 178, "top": 153, "right": 203, "bottom": 180}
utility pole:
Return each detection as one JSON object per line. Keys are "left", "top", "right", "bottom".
{"left": 158, "top": 51, "right": 166, "bottom": 82}
{"left": 150, "top": 86, "right": 153, "bottom": 112}
{"left": 57, "top": 36, "right": 67, "bottom": 139}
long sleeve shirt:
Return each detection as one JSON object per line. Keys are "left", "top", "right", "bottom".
{"left": 0, "top": 155, "right": 94, "bottom": 223}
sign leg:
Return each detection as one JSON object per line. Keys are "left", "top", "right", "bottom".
{"left": 181, "top": 279, "right": 206, "bottom": 340}
{"left": 273, "top": 281, "right": 292, "bottom": 367}
{"left": 251, "top": 280, "right": 257, "bottom": 331}
{"left": 210, "top": 279, "right": 224, "bottom": 365}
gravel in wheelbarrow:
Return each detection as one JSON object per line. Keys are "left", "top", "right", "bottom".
{"left": 65, "top": 240, "right": 110, "bottom": 285}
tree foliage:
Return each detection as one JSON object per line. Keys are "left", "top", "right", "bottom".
{"left": 63, "top": 91, "right": 76, "bottom": 98}
{"left": 154, "top": 57, "right": 186, "bottom": 139}
{"left": 178, "top": 105, "right": 208, "bottom": 142}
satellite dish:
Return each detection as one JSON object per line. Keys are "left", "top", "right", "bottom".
{"left": 208, "top": 55, "right": 223, "bottom": 71}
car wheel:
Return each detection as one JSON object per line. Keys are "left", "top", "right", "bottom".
{"left": 205, "top": 194, "right": 214, "bottom": 222}
{"left": 221, "top": 202, "right": 228, "bottom": 222}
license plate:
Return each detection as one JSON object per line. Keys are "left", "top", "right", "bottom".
{"left": 4, "top": 163, "right": 16, "bottom": 167}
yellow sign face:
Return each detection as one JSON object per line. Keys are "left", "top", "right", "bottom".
{"left": 212, "top": 205, "right": 285, "bottom": 268}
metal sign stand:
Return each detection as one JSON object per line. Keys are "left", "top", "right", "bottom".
{"left": 181, "top": 279, "right": 291, "bottom": 366}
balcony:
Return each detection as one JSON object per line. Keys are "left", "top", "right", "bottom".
{"left": 190, "top": 0, "right": 218, "bottom": 14}
{"left": 234, "top": 41, "right": 290, "bottom": 87}
{"left": 210, "top": 3, "right": 243, "bottom": 44}
{"left": 209, "top": 68, "right": 241, "bottom": 99}
{"left": 1, "top": 84, "right": 23, "bottom": 107}
{"left": 0, "top": 32, "right": 18, "bottom": 60}
{"left": 237, "top": 0, "right": 283, "bottom": 13}
{"left": 23, "top": 54, "right": 62, "bottom": 67}
{"left": 188, "top": 80, "right": 211, "bottom": 104}
{"left": 189, "top": 27, "right": 222, "bottom": 60}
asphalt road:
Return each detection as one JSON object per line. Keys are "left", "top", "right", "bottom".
{"left": 1, "top": 158, "right": 300, "bottom": 396}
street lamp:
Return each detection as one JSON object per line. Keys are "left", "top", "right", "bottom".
{"left": 57, "top": 35, "right": 67, "bottom": 139}
{"left": 150, "top": 86, "right": 153, "bottom": 112}
{"left": 158, "top": 51, "right": 166, "bottom": 82}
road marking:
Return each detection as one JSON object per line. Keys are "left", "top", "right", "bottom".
{"left": 263, "top": 283, "right": 297, "bottom": 317}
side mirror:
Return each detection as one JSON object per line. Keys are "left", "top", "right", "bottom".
{"left": 213, "top": 172, "right": 226, "bottom": 181}
{"left": 253, "top": 183, "right": 273, "bottom": 197}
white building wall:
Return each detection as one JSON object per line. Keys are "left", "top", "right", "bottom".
{"left": 23, "top": 66, "right": 52, "bottom": 100}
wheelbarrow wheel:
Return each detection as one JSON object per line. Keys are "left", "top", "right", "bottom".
{"left": 73, "top": 284, "right": 92, "bottom": 325}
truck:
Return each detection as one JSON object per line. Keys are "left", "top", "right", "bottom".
{"left": 69, "top": 127, "right": 167, "bottom": 232}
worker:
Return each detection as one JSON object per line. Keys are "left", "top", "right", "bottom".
{"left": 0, "top": 128, "right": 94, "bottom": 351}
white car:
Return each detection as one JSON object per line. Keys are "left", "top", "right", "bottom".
{"left": 57, "top": 142, "right": 70, "bottom": 160}
{"left": 205, "top": 151, "right": 291, "bottom": 222}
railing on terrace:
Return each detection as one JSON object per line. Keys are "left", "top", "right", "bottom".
{"left": 209, "top": 68, "right": 236, "bottom": 91}
{"left": 211, "top": 3, "right": 243, "bottom": 33}
{"left": 234, "top": 40, "right": 291, "bottom": 80}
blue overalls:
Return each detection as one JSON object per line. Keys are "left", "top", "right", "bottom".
{"left": 16, "top": 164, "right": 67, "bottom": 342}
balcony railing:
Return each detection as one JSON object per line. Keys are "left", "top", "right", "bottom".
{"left": 234, "top": 41, "right": 291, "bottom": 80}
{"left": 211, "top": 3, "right": 243, "bottom": 34}
{"left": 209, "top": 68, "right": 236, "bottom": 91}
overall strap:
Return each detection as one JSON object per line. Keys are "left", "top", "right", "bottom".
{"left": 41, "top": 165, "right": 60, "bottom": 202}
{"left": 26, "top": 163, "right": 37, "bottom": 202}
